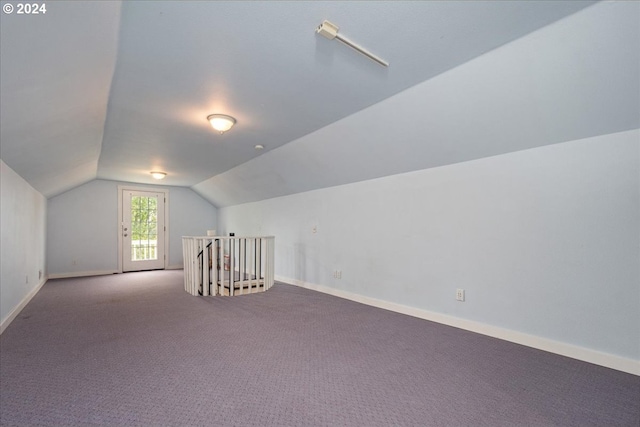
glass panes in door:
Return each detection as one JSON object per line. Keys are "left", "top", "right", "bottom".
{"left": 122, "top": 190, "right": 165, "bottom": 272}
{"left": 131, "top": 195, "right": 158, "bottom": 261}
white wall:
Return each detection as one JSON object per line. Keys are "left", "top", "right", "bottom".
{"left": 167, "top": 185, "right": 219, "bottom": 266}
{"left": 218, "top": 130, "right": 640, "bottom": 371}
{"left": 1, "top": 160, "right": 47, "bottom": 331}
{"left": 47, "top": 179, "right": 217, "bottom": 276}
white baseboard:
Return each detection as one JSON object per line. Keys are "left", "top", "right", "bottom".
{"left": 49, "top": 268, "right": 183, "bottom": 278}
{"left": 0, "top": 276, "right": 48, "bottom": 335}
{"left": 276, "top": 275, "right": 640, "bottom": 376}
{"left": 48, "top": 270, "right": 118, "bottom": 279}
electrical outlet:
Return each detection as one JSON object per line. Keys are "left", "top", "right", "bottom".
{"left": 312, "top": 226, "right": 317, "bottom": 234}
{"left": 333, "top": 270, "right": 342, "bottom": 279}
{"left": 456, "top": 288, "right": 465, "bottom": 302}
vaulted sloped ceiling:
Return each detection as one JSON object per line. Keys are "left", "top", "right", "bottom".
{"left": 194, "top": 0, "right": 639, "bottom": 207}
{"left": 2, "top": 1, "right": 637, "bottom": 205}
{"left": 0, "top": 1, "right": 121, "bottom": 196}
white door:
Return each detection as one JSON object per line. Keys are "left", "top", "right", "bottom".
{"left": 122, "top": 190, "right": 166, "bottom": 272}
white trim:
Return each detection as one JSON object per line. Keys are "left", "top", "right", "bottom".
{"left": 0, "top": 276, "right": 48, "bottom": 335}
{"left": 117, "top": 185, "right": 170, "bottom": 273}
{"left": 48, "top": 270, "right": 118, "bottom": 279}
{"left": 276, "top": 275, "right": 640, "bottom": 376}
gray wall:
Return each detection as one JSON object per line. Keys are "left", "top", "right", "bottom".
{"left": 47, "top": 179, "right": 217, "bottom": 276}
{"left": 1, "top": 160, "right": 47, "bottom": 327}
{"left": 218, "top": 130, "right": 640, "bottom": 362}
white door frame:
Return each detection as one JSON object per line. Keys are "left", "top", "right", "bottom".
{"left": 117, "top": 185, "right": 170, "bottom": 273}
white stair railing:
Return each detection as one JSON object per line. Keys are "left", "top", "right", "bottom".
{"left": 182, "top": 236, "right": 275, "bottom": 296}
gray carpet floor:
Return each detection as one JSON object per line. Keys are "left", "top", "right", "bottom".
{"left": 1, "top": 270, "right": 638, "bottom": 426}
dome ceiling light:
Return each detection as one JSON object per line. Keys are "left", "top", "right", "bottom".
{"left": 207, "top": 114, "right": 236, "bottom": 134}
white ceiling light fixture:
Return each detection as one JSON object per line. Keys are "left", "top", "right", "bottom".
{"left": 150, "top": 171, "right": 166, "bottom": 180}
{"left": 316, "top": 20, "right": 389, "bottom": 67}
{"left": 207, "top": 114, "right": 236, "bottom": 134}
